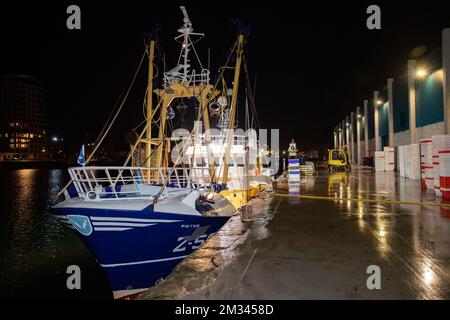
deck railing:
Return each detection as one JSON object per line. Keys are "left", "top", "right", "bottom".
{"left": 67, "top": 166, "right": 211, "bottom": 200}
{"left": 163, "top": 69, "right": 210, "bottom": 87}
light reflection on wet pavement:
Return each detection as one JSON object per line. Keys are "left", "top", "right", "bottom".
{"left": 140, "top": 168, "right": 450, "bottom": 300}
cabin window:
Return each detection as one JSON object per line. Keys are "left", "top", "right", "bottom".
{"left": 331, "top": 151, "right": 340, "bottom": 160}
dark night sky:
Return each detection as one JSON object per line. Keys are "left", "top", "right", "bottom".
{"left": 1, "top": 1, "right": 450, "bottom": 152}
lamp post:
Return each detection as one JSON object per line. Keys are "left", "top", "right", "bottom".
{"left": 356, "top": 107, "right": 361, "bottom": 165}
{"left": 364, "top": 99, "right": 369, "bottom": 157}
{"left": 408, "top": 59, "right": 417, "bottom": 144}
{"left": 374, "top": 90, "right": 380, "bottom": 151}
{"left": 333, "top": 127, "right": 337, "bottom": 148}
{"left": 387, "top": 78, "right": 394, "bottom": 146}
{"left": 350, "top": 112, "right": 354, "bottom": 164}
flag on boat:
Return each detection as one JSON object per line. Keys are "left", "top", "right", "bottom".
{"left": 77, "top": 145, "right": 86, "bottom": 166}
{"left": 135, "top": 169, "right": 143, "bottom": 184}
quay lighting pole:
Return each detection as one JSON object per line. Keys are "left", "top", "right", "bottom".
{"left": 356, "top": 107, "right": 361, "bottom": 165}
{"left": 364, "top": 99, "right": 369, "bottom": 157}
{"left": 387, "top": 78, "right": 394, "bottom": 146}
{"left": 334, "top": 126, "right": 338, "bottom": 148}
{"left": 345, "top": 116, "right": 350, "bottom": 154}
{"left": 374, "top": 90, "right": 380, "bottom": 151}
{"left": 408, "top": 59, "right": 417, "bottom": 144}
{"left": 350, "top": 112, "right": 355, "bottom": 164}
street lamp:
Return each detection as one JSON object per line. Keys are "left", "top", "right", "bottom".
{"left": 376, "top": 100, "right": 383, "bottom": 105}
{"left": 416, "top": 68, "right": 428, "bottom": 78}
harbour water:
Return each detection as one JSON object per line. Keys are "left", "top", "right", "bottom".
{"left": 0, "top": 168, "right": 111, "bottom": 299}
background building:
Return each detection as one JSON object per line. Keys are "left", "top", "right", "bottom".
{"left": 333, "top": 28, "right": 450, "bottom": 166}
{"left": 0, "top": 75, "right": 48, "bottom": 160}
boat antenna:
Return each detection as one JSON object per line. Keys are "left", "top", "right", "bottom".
{"left": 164, "top": 6, "right": 207, "bottom": 86}
{"left": 208, "top": 48, "right": 210, "bottom": 71}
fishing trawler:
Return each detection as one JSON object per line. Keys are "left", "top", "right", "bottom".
{"left": 51, "top": 6, "right": 266, "bottom": 299}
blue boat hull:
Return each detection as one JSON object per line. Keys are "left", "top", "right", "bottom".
{"left": 51, "top": 205, "right": 230, "bottom": 299}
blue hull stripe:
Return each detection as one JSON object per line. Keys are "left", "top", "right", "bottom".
{"left": 92, "top": 222, "right": 156, "bottom": 227}
{"left": 90, "top": 216, "right": 182, "bottom": 223}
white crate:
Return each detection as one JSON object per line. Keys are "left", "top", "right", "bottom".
{"left": 410, "top": 143, "right": 421, "bottom": 180}
{"left": 375, "top": 151, "right": 385, "bottom": 172}
{"left": 384, "top": 146, "right": 396, "bottom": 172}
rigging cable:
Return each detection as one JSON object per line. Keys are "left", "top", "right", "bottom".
{"left": 86, "top": 49, "right": 147, "bottom": 164}
{"left": 54, "top": 48, "right": 147, "bottom": 201}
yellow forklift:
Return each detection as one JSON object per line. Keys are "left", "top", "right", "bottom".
{"left": 327, "top": 148, "right": 351, "bottom": 172}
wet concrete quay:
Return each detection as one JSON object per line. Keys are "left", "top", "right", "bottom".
{"left": 139, "top": 167, "right": 450, "bottom": 300}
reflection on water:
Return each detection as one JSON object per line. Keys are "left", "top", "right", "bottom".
{"left": 334, "top": 169, "right": 450, "bottom": 298}
{"left": 0, "top": 168, "right": 111, "bottom": 299}
{"left": 328, "top": 172, "right": 347, "bottom": 199}
{"left": 288, "top": 170, "right": 301, "bottom": 205}
{"left": 288, "top": 182, "right": 300, "bottom": 195}
{"left": 301, "top": 176, "right": 315, "bottom": 191}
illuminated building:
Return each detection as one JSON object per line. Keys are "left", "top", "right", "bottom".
{"left": 0, "top": 75, "right": 48, "bottom": 160}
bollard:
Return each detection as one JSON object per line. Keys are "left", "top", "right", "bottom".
{"left": 239, "top": 204, "right": 253, "bottom": 222}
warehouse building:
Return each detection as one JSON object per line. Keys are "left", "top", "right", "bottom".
{"left": 334, "top": 29, "right": 450, "bottom": 165}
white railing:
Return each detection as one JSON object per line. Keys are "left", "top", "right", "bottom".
{"left": 67, "top": 166, "right": 211, "bottom": 201}
{"left": 181, "top": 134, "right": 247, "bottom": 146}
{"left": 163, "top": 69, "right": 210, "bottom": 87}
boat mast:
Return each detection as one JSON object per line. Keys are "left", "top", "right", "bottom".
{"left": 179, "top": 5, "right": 191, "bottom": 83}
{"left": 221, "top": 34, "right": 245, "bottom": 185}
{"left": 145, "top": 39, "right": 156, "bottom": 170}
{"left": 153, "top": 6, "right": 219, "bottom": 177}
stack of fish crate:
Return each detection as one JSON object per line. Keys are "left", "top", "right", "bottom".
{"left": 420, "top": 139, "right": 434, "bottom": 190}
{"left": 398, "top": 144, "right": 420, "bottom": 179}
{"left": 432, "top": 135, "right": 445, "bottom": 197}
{"left": 299, "top": 161, "right": 315, "bottom": 176}
{"left": 384, "top": 146, "right": 396, "bottom": 172}
{"left": 398, "top": 145, "right": 406, "bottom": 177}
{"left": 410, "top": 144, "right": 421, "bottom": 180}
{"left": 431, "top": 134, "right": 450, "bottom": 198}
{"left": 288, "top": 158, "right": 300, "bottom": 182}
{"left": 439, "top": 148, "right": 450, "bottom": 199}
{"left": 374, "top": 151, "right": 385, "bottom": 172}
{"left": 404, "top": 145, "right": 411, "bottom": 178}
